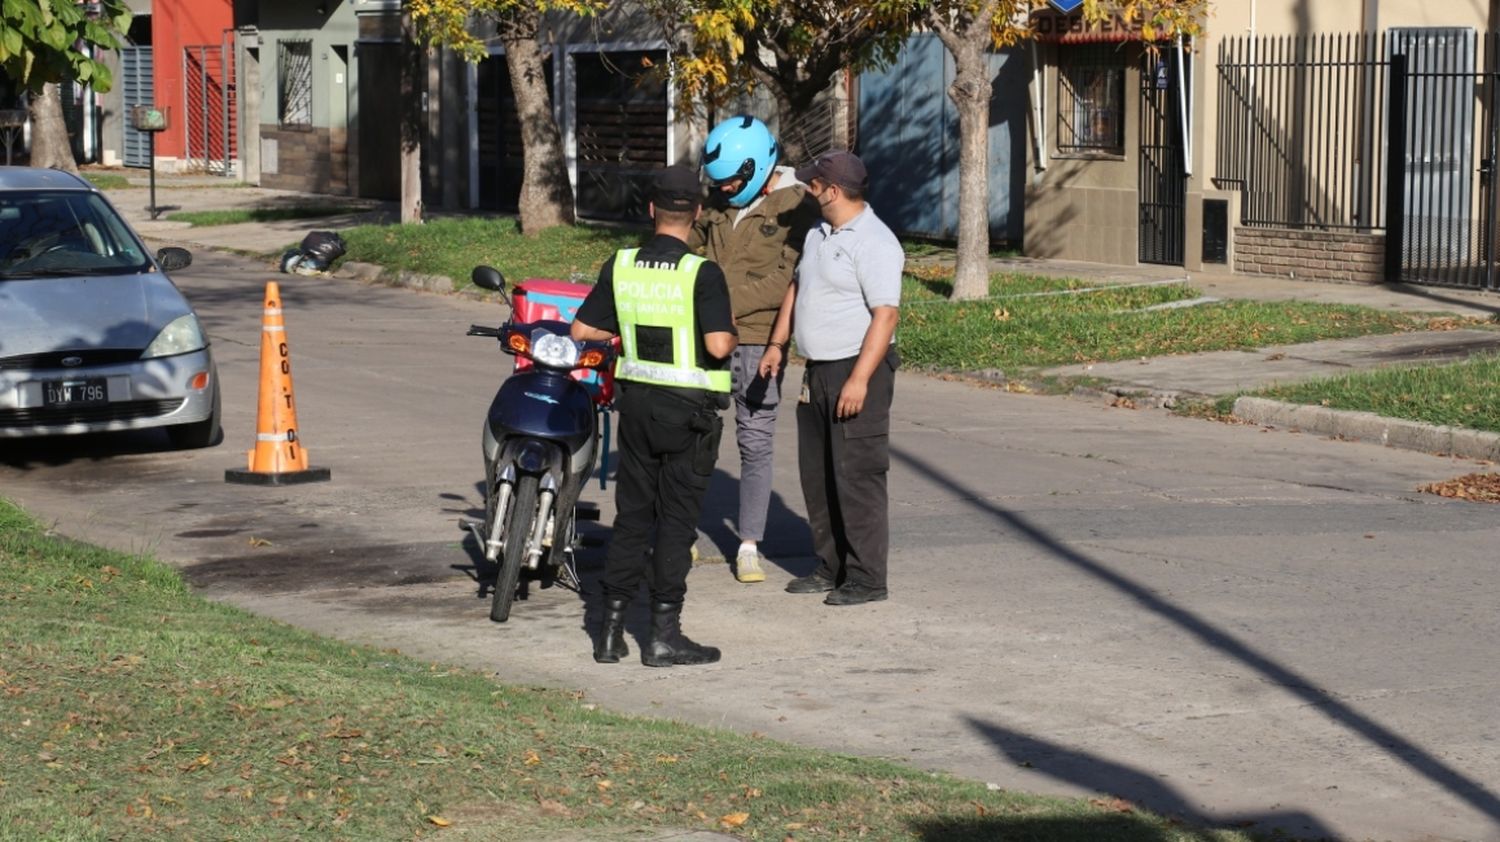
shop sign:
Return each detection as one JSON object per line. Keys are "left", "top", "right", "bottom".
{"left": 1031, "top": 7, "right": 1146, "bottom": 43}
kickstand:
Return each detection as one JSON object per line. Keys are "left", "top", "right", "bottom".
{"left": 554, "top": 550, "right": 585, "bottom": 595}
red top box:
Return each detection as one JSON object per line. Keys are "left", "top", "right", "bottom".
{"left": 512, "top": 279, "right": 615, "bottom": 406}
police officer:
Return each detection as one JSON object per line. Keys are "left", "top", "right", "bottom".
{"left": 572, "top": 165, "right": 738, "bottom": 667}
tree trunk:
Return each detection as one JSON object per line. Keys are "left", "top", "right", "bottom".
{"left": 399, "top": 13, "right": 424, "bottom": 224}
{"left": 29, "top": 84, "right": 78, "bottom": 173}
{"left": 767, "top": 83, "right": 811, "bottom": 166}
{"left": 501, "top": 15, "right": 574, "bottom": 233}
{"left": 947, "top": 44, "right": 993, "bottom": 301}
{"left": 931, "top": 2, "right": 1003, "bottom": 302}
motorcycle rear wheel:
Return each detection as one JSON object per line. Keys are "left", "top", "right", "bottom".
{"left": 490, "top": 474, "right": 537, "bottom": 623}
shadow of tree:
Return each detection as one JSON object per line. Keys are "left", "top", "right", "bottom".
{"left": 962, "top": 718, "right": 1336, "bottom": 839}
{"left": 892, "top": 444, "right": 1500, "bottom": 835}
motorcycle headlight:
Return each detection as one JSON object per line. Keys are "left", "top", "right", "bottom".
{"left": 531, "top": 332, "right": 580, "bottom": 368}
{"left": 143, "top": 314, "right": 207, "bottom": 359}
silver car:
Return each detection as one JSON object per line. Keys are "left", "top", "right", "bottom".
{"left": 0, "top": 167, "right": 220, "bottom": 448}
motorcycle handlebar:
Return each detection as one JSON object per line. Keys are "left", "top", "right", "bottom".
{"left": 467, "top": 325, "right": 505, "bottom": 338}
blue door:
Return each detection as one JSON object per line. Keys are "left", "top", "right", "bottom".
{"left": 857, "top": 34, "right": 1025, "bottom": 244}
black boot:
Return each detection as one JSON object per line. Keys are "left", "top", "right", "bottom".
{"left": 642, "top": 601, "right": 720, "bottom": 667}
{"left": 593, "top": 596, "right": 630, "bottom": 664}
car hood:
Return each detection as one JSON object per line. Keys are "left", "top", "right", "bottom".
{"left": 0, "top": 272, "right": 193, "bottom": 356}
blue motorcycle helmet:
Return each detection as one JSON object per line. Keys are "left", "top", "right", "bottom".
{"left": 702, "top": 115, "right": 779, "bottom": 208}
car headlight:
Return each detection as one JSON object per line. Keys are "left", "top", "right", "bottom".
{"left": 143, "top": 314, "right": 207, "bottom": 359}
{"left": 531, "top": 331, "right": 580, "bottom": 368}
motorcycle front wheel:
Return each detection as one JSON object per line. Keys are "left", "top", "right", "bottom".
{"left": 490, "top": 474, "right": 538, "bottom": 623}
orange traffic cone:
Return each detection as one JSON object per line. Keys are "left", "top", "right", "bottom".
{"left": 225, "top": 281, "right": 331, "bottom": 485}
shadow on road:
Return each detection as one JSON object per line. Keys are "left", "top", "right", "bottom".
{"left": 893, "top": 445, "right": 1500, "bottom": 837}
{"left": 963, "top": 718, "right": 1335, "bottom": 838}
{"left": 0, "top": 428, "right": 198, "bottom": 468}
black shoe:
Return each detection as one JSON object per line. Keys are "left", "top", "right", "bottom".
{"left": 824, "top": 583, "right": 888, "bottom": 606}
{"left": 642, "top": 601, "right": 720, "bottom": 667}
{"left": 593, "top": 596, "right": 630, "bottom": 664}
{"left": 785, "top": 572, "right": 837, "bottom": 594}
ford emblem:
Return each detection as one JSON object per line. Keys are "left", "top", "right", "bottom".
{"left": 61, "top": 356, "right": 84, "bottom": 367}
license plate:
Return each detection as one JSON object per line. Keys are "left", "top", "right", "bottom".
{"left": 43, "top": 378, "right": 109, "bottom": 407}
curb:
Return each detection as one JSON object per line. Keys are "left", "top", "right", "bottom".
{"left": 1232, "top": 397, "right": 1500, "bottom": 461}
{"left": 335, "top": 260, "right": 455, "bottom": 294}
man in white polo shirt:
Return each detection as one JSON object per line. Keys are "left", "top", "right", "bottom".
{"left": 760, "top": 150, "right": 903, "bottom": 606}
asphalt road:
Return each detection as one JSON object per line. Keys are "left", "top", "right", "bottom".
{"left": 5, "top": 249, "right": 1500, "bottom": 841}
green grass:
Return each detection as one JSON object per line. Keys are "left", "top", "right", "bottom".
{"left": 315, "top": 218, "right": 1429, "bottom": 375}
{"left": 898, "top": 274, "right": 1421, "bottom": 372}
{"left": 0, "top": 498, "right": 1253, "bottom": 841}
{"left": 336, "top": 217, "right": 642, "bottom": 289}
{"left": 168, "top": 205, "right": 364, "bottom": 227}
{"left": 1243, "top": 352, "right": 1500, "bottom": 433}
{"left": 83, "top": 172, "right": 132, "bottom": 190}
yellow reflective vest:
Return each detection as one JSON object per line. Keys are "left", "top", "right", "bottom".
{"left": 611, "top": 249, "right": 731, "bottom": 393}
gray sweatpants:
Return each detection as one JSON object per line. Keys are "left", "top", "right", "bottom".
{"left": 728, "top": 344, "right": 785, "bottom": 542}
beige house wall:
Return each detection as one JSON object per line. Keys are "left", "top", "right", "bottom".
{"left": 1024, "top": 41, "right": 1209, "bottom": 269}
{"left": 1028, "top": 0, "right": 1496, "bottom": 272}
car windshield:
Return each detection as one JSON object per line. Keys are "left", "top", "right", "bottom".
{"left": 0, "top": 190, "right": 152, "bottom": 278}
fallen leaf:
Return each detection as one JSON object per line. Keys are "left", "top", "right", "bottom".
{"left": 248, "top": 537, "right": 272, "bottom": 548}
{"left": 523, "top": 749, "right": 542, "bottom": 766}
{"left": 1421, "top": 473, "right": 1500, "bottom": 503}
{"left": 655, "top": 754, "right": 678, "bottom": 764}
{"left": 427, "top": 815, "right": 452, "bottom": 827}
{"left": 720, "top": 811, "right": 750, "bottom": 827}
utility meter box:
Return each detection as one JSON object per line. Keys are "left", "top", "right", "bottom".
{"left": 130, "top": 105, "right": 168, "bottom": 132}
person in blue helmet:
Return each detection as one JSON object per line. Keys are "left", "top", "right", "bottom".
{"left": 690, "top": 114, "right": 820, "bottom": 585}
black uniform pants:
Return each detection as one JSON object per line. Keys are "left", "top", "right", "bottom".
{"left": 601, "top": 383, "right": 723, "bottom": 604}
{"left": 796, "top": 348, "right": 899, "bottom": 589}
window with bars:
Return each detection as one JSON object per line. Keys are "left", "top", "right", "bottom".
{"left": 1057, "top": 45, "right": 1124, "bottom": 153}
{"left": 278, "top": 39, "right": 313, "bottom": 128}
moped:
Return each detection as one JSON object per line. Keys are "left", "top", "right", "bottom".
{"left": 463, "top": 266, "right": 615, "bottom": 622}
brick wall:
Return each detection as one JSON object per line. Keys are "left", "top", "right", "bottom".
{"left": 259, "top": 125, "right": 349, "bottom": 195}
{"left": 1234, "top": 227, "right": 1386, "bottom": 284}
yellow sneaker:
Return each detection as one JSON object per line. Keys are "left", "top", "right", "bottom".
{"left": 734, "top": 547, "right": 767, "bottom": 583}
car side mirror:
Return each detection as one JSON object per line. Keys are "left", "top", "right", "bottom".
{"left": 471, "top": 265, "right": 506, "bottom": 292}
{"left": 157, "top": 247, "right": 193, "bottom": 272}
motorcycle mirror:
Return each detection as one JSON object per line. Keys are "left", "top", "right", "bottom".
{"left": 471, "top": 265, "right": 506, "bottom": 292}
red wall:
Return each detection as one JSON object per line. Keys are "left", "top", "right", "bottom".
{"left": 150, "top": 0, "right": 235, "bottom": 159}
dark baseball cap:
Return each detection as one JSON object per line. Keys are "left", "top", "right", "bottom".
{"left": 653, "top": 165, "right": 703, "bottom": 212}
{"left": 795, "top": 150, "right": 868, "bottom": 191}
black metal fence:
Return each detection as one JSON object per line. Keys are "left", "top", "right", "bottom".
{"left": 1216, "top": 33, "right": 1389, "bottom": 232}
{"left": 1386, "top": 31, "right": 1500, "bottom": 289}
{"left": 1216, "top": 30, "right": 1500, "bottom": 291}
